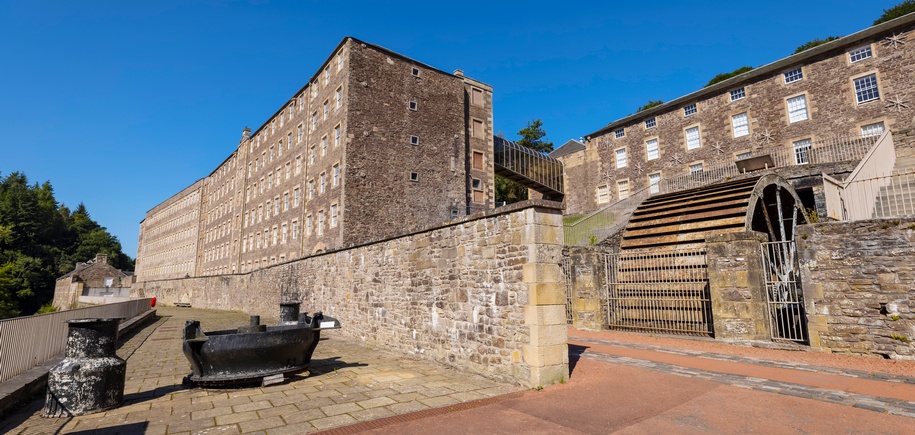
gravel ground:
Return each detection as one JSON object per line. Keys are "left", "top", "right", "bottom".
{"left": 569, "top": 327, "right": 915, "bottom": 378}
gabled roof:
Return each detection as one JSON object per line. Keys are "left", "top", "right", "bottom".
{"left": 585, "top": 12, "right": 915, "bottom": 139}
{"left": 549, "top": 139, "right": 586, "bottom": 158}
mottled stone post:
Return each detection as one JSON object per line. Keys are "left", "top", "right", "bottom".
{"left": 706, "top": 232, "right": 770, "bottom": 340}
{"left": 566, "top": 247, "right": 607, "bottom": 330}
{"left": 521, "top": 204, "right": 569, "bottom": 387}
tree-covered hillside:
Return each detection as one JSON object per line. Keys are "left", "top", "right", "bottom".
{"left": 0, "top": 172, "right": 134, "bottom": 318}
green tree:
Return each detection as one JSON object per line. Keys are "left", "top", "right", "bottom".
{"left": 704, "top": 66, "right": 755, "bottom": 88}
{"left": 636, "top": 100, "right": 664, "bottom": 112}
{"left": 875, "top": 0, "right": 915, "bottom": 25}
{"left": 794, "top": 36, "right": 841, "bottom": 54}
{"left": 0, "top": 171, "right": 134, "bottom": 318}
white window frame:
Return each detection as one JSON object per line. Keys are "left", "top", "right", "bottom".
{"left": 731, "top": 112, "right": 749, "bottom": 138}
{"left": 685, "top": 126, "right": 701, "bottom": 150}
{"left": 615, "top": 148, "right": 627, "bottom": 169}
{"left": 689, "top": 162, "right": 704, "bottom": 175}
{"left": 596, "top": 185, "right": 610, "bottom": 204}
{"left": 644, "top": 117, "right": 656, "bottom": 129}
{"left": 793, "top": 138, "right": 812, "bottom": 165}
{"left": 646, "top": 139, "right": 659, "bottom": 161}
{"left": 786, "top": 95, "right": 808, "bottom": 123}
{"left": 849, "top": 45, "right": 872, "bottom": 63}
{"left": 783, "top": 67, "right": 803, "bottom": 84}
{"left": 730, "top": 87, "right": 745, "bottom": 101}
{"left": 617, "top": 179, "right": 629, "bottom": 200}
{"left": 683, "top": 104, "right": 697, "bottom": 117}
{"left": 614, "top": 128, "right": 624, "bottom": 139}
{"left": 861, "top": 121, "right": 885, "bottom": 138}
{"left": 648, "top": 173, "right": 661, "bottom": 194}
{"left": 854, "top": 74, "right": 880, "bottom": 104}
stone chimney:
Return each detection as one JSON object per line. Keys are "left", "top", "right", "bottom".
{"left": 241, "top": 126, "right": 251, "bottom": 144}
{"left": 95, "top": 254, "right": 108, "bottom": 264}
{"left": 453, "top": 69, "right": 464, "bottom": 78}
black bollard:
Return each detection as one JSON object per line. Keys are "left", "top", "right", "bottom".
{"left": 43, "top": 318, "right": 126, "bottom": 417}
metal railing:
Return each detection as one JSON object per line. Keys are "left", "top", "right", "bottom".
{"left": 658, "top": 135, "right": 879, "bottom": 194}
{"left": 836, "top": 170, "right": 915, "bottom": 220}
{"left": 493, "top": 136, "right": 564, "bottom": 195}
{"left": 604, "top": 248, "right": 712, "bottom": 336}
{"left": 0, "top": 298, "right": 152, "bottom": 383}
{"left": 564, "top": 187, "right": 650, "bottom": 246}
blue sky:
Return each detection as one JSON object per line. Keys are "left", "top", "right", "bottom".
{"left": 0, "top": 0, "right": 901, "bottom": 258}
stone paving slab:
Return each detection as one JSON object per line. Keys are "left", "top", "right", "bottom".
{"left": 0, "top": 306, "right": 521, "bottom": 435}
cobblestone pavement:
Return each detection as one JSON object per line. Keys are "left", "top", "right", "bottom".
{"left": 569, "top": 337, "right": 915, "bottom": 419}
{"left": 0, "top": 306, "right": 521, "bottom": 435}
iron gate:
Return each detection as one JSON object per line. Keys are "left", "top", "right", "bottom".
{"left": 604, "top": 249, "right": 713, "bottom": 336}
{"left": 562, "top": 255, "right": 573, "bottom": 324}
{"left": 761, "top": 241, "right": 808, "bottom": 342}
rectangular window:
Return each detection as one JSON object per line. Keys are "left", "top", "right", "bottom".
{"left": 317, "top": 211, "right": 324, "bottom": 236}
{"left": 282, "top": 223, "right": 287, "bottom": 242}
{"left": 273, "top": 226, "right": 278, "bottom": 244}
{"left": 309, "top": 147, "right": 315, "bottom": 164}
{"left": 294, "top": 188, "right": 300, "bottom": 206}
{"left": 311, "top": 112, "right": 317, "bottom": 130}
{"left": 793, "top": 139, "right": 812, "bottom": 165}
{"left": 297, "top": 124, "right": 303, "bottom": 142}
{"left": 614, "top": 128, "right": 625, "bottom": 139}
{"left": 854, "top": 74, "right": 880, "bottom": 104}
{"left": 689, "top": 163, "right": 704, "bottom": 175}
{"left": 646, "top": 139, "right": 659, "bottom": 160}
{"left": 736, "top": 151, "right": 752, "bottom": 160}
{"left": 292, "top": 220, "right": 298, "bottom": 239}
{"left": 337, "top": 52, "right": 343, "bottom": 71}
{"left": 306, "top": 215, "right": 312, "bottom": 236}
{"left": 472, "top": 119, "right": 484, "bottom": 138}
{"left": 323, "top": 100, "right": 328, "bottom": 120}
{"left": 685, "top": 126, "right": 701, "bottom": 150}
{"left": 409, "top": 172, "right": 419, "bottom": 182}
{"left": 784, "top": 67, "right": 803, "bottom": 84}
{"left": 295, "top": 156, "right": 302, "bottom": 174}
{"left": 324, "top": 67, "right": 329, "bottom": 85}
{"left": 849, "top": 45, "right": 872, "bottom": 63}
{"left": 332, "top": 164, "right": 340, "bottom": 186}
{"left": 409, "top": 100, "right": 417, "bottom": 111}
{"left": 732, "top": 112, "right": 749, "bottom": 137}
{"left": 730, "top": 87, "right": 746, "bottom": 101}
{"left": 617, "top": 180, "right": 629, "bottom": 200}
{"left": 472, "top": 151, "right": 484, "bottom": 169}
{"left": 321, "top": 136, "right": 327, "bottom": 156}
{"left": 649, "top": 173, "right": 661, "bottom": 194}
{"left": 335, "top": 87, "right": 343, "bottom": 109}
{"left": 334, "top": 125, "right": 341, "bottom": 147}
{"left": 308, "top": 180, "right": 314, "bottom": 199}
{"left": 471, "top": 178, "right": 482, "bottom": 190}
{"left": 331, "top": 204, "right": 338, "bottom": 227}
{"left": 285, "top": 163, "right": 290, "bottom": 180}
{"left": 615, "top": 148, "right": 627, "bottom": 169}
{"left": 266, "top": 200, "right": 271, "bottom": 217}
{"left": 320, "top": 172, "right": 326, "bottom": 194}
{"left": 283, "top": 193, "right": 288, "bottom": 211}
{"left": 410, "top": 135, "right": 419, "bottom": 145}
{"left": 471, "top": 87, "right": 484, "bottom": 106}
{"left": 787, "top": 95, "right": 808, "bottom": 123}
{"left": 644, "top": 117, "right": 656, "bottom": 129}
{"left": 267, "top": 173, "right": 273, "bottom": 190}
{"left": 683, "top": 104, "right": 697, "bottom": 117}
{"left": 597, "top": 185, "right": 610, "bottom": 204}
{"left": 861, "top": 121, "right": 885, "bottom": 137}
{"left": 411, "top": 66, "right": 420, "bottom": 77}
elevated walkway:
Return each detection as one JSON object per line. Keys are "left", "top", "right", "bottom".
{"left": 493, "top": 136, "right": 564, "bottom": 200}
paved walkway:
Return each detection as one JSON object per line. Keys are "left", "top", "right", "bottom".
{"left": 4, "top": 309, "right": 915, "bottom": 434}
{"left": 0, "top": 306, "right": 519, "bottom": 435}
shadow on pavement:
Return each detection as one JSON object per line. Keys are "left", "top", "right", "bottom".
{"left": 569, "top": 344, "right": 588, "bottom": 376}
{"left": 66, "top": 421, "right": 148, "bottom": 434}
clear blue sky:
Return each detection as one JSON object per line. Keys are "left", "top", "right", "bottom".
{"left": 0, "top": 0, "right": 900, "bottom": 258}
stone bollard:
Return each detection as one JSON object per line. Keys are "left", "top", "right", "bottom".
{"left": 43, "top": 318, "right": 126, "bottom": 417}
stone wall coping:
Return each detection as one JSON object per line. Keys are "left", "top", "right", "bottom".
{"left": 139, "top": 200, "right": 564, "bottom": 283}
{"left": 706, "top": 231, "right": 769, "bottom": 243}
{"left": 797, "top": 217, "right": 915, "bottom": 233}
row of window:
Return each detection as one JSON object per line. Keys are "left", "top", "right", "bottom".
{"left": 613, "top": 43, "right": 880, "bottom": 140}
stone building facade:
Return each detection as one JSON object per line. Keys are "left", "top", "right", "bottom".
{"left": 562, "top": 14, "right": 915, "bottom": 215}
{"left": 53, "top": 254, "right": 134, "bottom": 309}
{"left": 136, "top": 38, "right": 495, "bottom": 281}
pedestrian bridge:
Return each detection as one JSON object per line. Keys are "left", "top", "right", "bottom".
{"left": 493, "top": 136, "right": 564, "bottom": 200}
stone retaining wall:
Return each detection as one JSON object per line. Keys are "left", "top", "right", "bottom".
{"left": 797, "top": 219, "right": 915, "bottom": 360}
{"left": 133, "top": 201, "right": 568, "bottom": 387}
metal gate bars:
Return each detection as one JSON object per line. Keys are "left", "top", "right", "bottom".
{"left": 761, "top": 241, "right": 809, "bottom": 342}
{"left": 604, "top": 249, "right": 713, "bottom": 337}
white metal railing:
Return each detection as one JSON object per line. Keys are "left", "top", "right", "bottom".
{"left": 564, "top": 187, "right": 650, "bottom": 246}
{"left": 658, "top": 134, "right": 879, "bottom": 194}
{"left": 0, "top": 298, "right": 152, "bottom": 383}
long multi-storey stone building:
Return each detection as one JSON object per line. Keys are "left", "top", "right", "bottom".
{"left": 561, "top": 14, "right": 915, "bottom": 215}
{"left": 136, "top": 38, "right": 495, "bottom": 281}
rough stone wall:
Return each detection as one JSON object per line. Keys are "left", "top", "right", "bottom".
{"left": 706, "top": 232, "right": 769, "bottom": 340}
{"left": 797, "top": 219, "right": 915, "bottom": 360}
{"left": 564, "top": 246, "right": 609, "bottom": 330}
{"left": 344, "top": 42, "right": 469, "bottom": 245}
{"left": 134, "top": 201, "right": 568, "bottom": 386}
{"left": 559, "top": 145, "right": 603, "bottom": 216}
{"left": 568, "top": 19, "right": 915, "bottom": 215}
